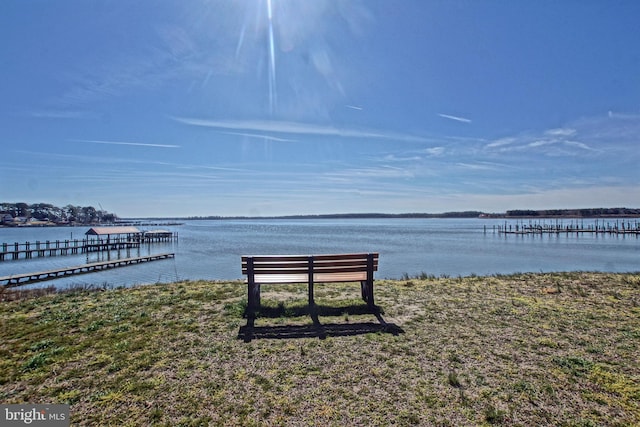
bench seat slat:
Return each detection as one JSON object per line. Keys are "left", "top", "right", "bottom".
{"left": 243, "top": 265, "right": 377, "bottom": 275}
{"left": 252, "top": 271, "right": 368, "bottom": 284}
{"left": 242, "top": 261, "right": 310, "bottom": 270}
{"left": 248, "top": 266, "right": 367, "bottom": 275}
{"left": 306, "top": 265, "right": 374, "bottom": 274}
{"left": 245, "top": 268, "right": 312, "bottom": 275}
{"left": 252, "top": 274, "right": 309, "bottom": 284}
{"left": 314, "top": 272, "right": 368, "bottom": 282}
{"left": 242, "top": 259, "right": 378, "bottom": 268}
{"left": 243, "top": 253, "right": 375, "bottom": 262}
{"left": 242, "top": 255, "right": 310, "bottom": 263}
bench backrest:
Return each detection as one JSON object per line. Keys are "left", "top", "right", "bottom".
{"left": 242, "top": 253, "right": 379, "bottom": 284}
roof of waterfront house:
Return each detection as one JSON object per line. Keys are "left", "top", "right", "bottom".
{"left": 85, "top": 226, "right": 141, "bottom": 236}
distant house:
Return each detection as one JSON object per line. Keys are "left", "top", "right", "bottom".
{"left": 1, "top": 216, "right": 28, "bottom": 226}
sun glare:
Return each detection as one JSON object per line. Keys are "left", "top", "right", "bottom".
{"left": 266, "top": 0, "right": 277, "bottom": 114}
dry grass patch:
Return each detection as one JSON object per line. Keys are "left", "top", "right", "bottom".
{"left": 1, "top": 273, "right": 639, "bottom": 426}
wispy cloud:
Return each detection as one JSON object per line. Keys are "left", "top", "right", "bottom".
{"left": 345, "top": 105, "right": 363, "bottom": 110}
{"left": 438, "top": 113, "right": 472, "bottom": 123}
{"left": 12, "top": 150, "right": 251, "bottom": 175}
{"left": 545, "top": 128, "right": 576, "bottom": 137}
{"left": 55, "top": 28, "right": 209, "bottom": 108}
{"left": 483, "top": 112, "right": 640, "bottom": 159}
{"left": 485, "top": 126, "right": 600, "bottom": 156}
{"left": 218, "top": 132, "right": 297, "bottom": 142}
{"left": 71, "top": 139, "right": 180, "bottom": 148}
{"left": 29, "top": 110, "right": 98, "bottom": 119}
{"left": 527, "top": 140, "right": 556, "bottom": 148}
{"left": 485, "top": 137, "right": 516, "bottom": 149}
{"left": 424, "top": 147, "right": 445, "bottom": 156}
{"left": 367, "top": 147, "right": 446, "bottom": 168}
{"left": 607, "top": 111, "right": 640, "bottom": 120}
{"left": 382, "top": 154, "right": 422, "bottom": 162}
{"left": 455, "top": 161, "right": 504, "bottom": 171}
{"left": 173, "top": 117, "right": 429, "bottom": 142}
{"left": 324, "top": 165, "right": 414, "bottom": 180}
{"left": 564, "top": 141, "right": 595, "bottom": 151}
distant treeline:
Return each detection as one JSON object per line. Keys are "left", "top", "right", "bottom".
{"left": 1, "top": 202, "right": 118, "bottom": 224}
{"left": 187, "top": 211, "right": 485, "bottom": 220}
{"left": 9, "top": 204, "right": 635, "bottom": 224}
{"left": 186, "top": 208, "right": 640, "bottom": 220}
{"left": 503, "top": 208, "right": 640, "bottom": 218}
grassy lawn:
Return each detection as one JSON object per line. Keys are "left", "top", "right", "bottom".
{"left": 1, "top": 272, "right": 639, "bottom": 426}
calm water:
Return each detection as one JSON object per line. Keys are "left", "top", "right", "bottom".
{"left": 1, "top": 218, "right": 638, "bottom": 290}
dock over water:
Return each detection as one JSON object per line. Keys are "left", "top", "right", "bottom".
{"left": 491, "top": 219, "right": 640, "bottom": 235}
{"left": 0, "top": 229, "right": 178, "bottom": 262}
{"left": 0, "top": 253, "right": 175, "bottom": 287}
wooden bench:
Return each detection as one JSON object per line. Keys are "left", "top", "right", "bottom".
{"left": 241, "top": 253, "right": 379, "bottom": 314}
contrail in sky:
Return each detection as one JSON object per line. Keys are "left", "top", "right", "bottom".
{"left": 438, "top": 113, "right": 472, "bottom": 123}
{"left": 72, "top": 139, "right": 180, "bottom": 148}
{"left": 172, "top": 117, "right": 431, "bottom": 142}
{"left": 219, "top": 131, "right": 296, "bottom": 142}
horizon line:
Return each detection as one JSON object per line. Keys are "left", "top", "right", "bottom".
{"left": 119, "top": 207, "right": 640, "bottom": 220}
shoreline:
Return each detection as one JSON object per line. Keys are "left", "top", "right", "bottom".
{"left": 3, "top": 270, "right": 640, "bottom": 301}
{"left": 2, "top": 214, "right": 640, "bottom": 231}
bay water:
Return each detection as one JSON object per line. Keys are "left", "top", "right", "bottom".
{"left": 1, "top": 218, "right": 638, "bottom": 290}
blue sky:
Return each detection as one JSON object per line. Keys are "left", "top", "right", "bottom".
{"left": 1, "top": 1, "right": 639, "bottom": 217}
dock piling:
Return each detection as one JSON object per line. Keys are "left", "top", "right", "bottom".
{"left": 0, "top": 231, "right": 178, "bottom": 262}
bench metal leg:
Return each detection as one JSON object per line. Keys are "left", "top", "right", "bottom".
{"left": 308, "top": 282, "right": 315, "bottom": 306}
{"left": 308, "top": 256, "right": 315, "bottom": 307}
{"left": 361, "top": 280, "right": 374, "bottom": 308}
{"left": 361, "top": 281, "right": 368, "bottom": 302}
{"left": 247, "top": 282, "right": 261, "bottom": 312}
{"left": 366, "top": 253, "right": 375, "bottom": 309}
{"left": 246, "top": 258, "right": 260, "bottom": 315}
{"left": 367, "top": 281, "right": 375, "bottom": 308}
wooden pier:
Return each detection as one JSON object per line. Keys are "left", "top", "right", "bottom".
{"left": 490, "top": 219, "right": 640, "bottom": 236}
{"left": 0, "top": 253, "right": 175, "bottom": 287}
{"left": 0, "top": 231, "right": 178, "bottom": 262}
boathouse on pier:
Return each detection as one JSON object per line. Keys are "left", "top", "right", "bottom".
{"left": 84, "top": 226, "right": 143, "bottom": 252}
{"left": 85, "top": 226, "right": 142, "bottom": 243}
